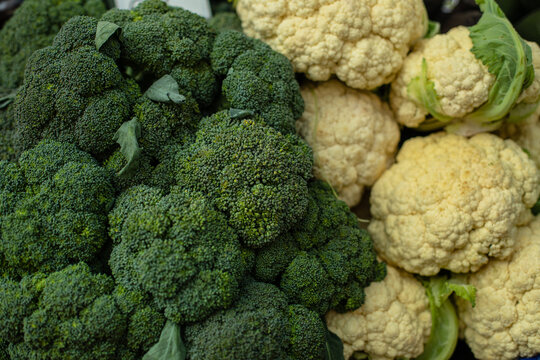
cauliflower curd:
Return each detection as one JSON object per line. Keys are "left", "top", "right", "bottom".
{"left": 236, "top": 0, "right": 428, "bottom": 90}
{"left": 369, "top": 132, "right": 539, "bottom": 276}
{"left": 326, "top": 265, "right": 431, "bottom": 360}
{"left": 456, "top": 216, "right": 540, "bottom": 360}
{"left": 297, "top": 80, "right": 400, "bottom": 207}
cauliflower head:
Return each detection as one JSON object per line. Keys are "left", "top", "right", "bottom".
{"left": 455, "top": 216, "right": 540, "bottom": 360}
{"left": 326, "top": 264, "right": 431, "bottom": 360}
{"left": 297, "top": 80, "right": 400, "bottom": 207}
{"left": 236, "top": 0, "right": 427, "bottom": 90}
{"left": 390, "top": 26, "right": 540, "bottom": 129}
{"left": 369, "top": 132, "right": 540, "bottom": 276}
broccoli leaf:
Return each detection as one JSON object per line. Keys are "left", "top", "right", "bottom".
{"left": 407, "top": 59, "right": 454, "bottom": 125}
{"left": 95, "top": 21, "right": 121, "bottom": 51}
{"left": 324, "top": 328, "right": 345, "bottom": 360}
{"left": 229, "top": 108, "right": 255, "bottom": 120}
{"left": 466, "top": 0, "right": 535, "bottom": 123}
{"left": 144, "top": 75, "right": 186, "bottom": 104}
{"left": 0, "top": 89, "right": 18, "bottom": 110}
{"left": 415, "top": 275, "right": 476, "bottom": 360}
{"left": 113, "top": 117, "right": 142, "bottom": 177}
{"left": 143, "top": 321, "right": 186, "bottom": 360}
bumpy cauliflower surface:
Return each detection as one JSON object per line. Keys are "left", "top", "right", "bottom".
{"left": 236, "top": 0, "right": 427, "bottom": 90}
{"left": 456, "top": 216, "right": 540, "bottom": 360}
{"left": 326, "top": 265, "right": 431, "bottom": 360}
{"left": 500, "top": 107, "right": 540, "bottom": 170}
{"left": 390, "top": 26, "right": 540, "bottom": 128}
{"left": 296, "top": 80, "right": 400, "bottom": 207}
{"left": 369, "top": 132, "right": 539, "bottom": 276}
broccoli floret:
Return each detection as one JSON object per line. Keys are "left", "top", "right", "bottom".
{"left": 108, "top": 185, "right": 253, "bottom": 325}
{"left": 0, "top": 263, "right": 126, "bottom": 359}
{"left": 14, "top": 15, "right": 140, "bottom": 159}
{"left": 100, "top": 0, "right": 218, "bottom": 108}
{"left": 0, "top": 140, "right": 115, "bottom": 278}
{"left": 208, "top": 12, "right": 242, "bottom": 33}
{"left": 175, "top": 110, "right": 313, "bottom": 248}
{"left": 255, "top": 180, "right": 386, "bottom": 314}
{"left": 0, "top": 0, "right": 107, "bottom": 90}
{"left": 0, "top": 102, "right": 19, "bottom": 161}
{"left": 211, "top": 30, "right": 304, "bottom": 133}
{"left": 210, "top": 0, "right": 235, "bottom": 14}
{"left": 184, "top": 279, "right": 326, "bottom": 360}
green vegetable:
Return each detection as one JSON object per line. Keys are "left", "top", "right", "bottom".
{"left": 95, "top": 21, "right": 121, "bottom": 51}
{"left": 415, "top": 275, "right": 476, "bottom": 360}
{"left": 425, "top": 21, "right": 441, "bottom": 39}
{"left": 143, "top": 321, "right": 186, "bottom": 360}
{"left": 325, "top": 329, "right": 345, "bottom": 360}
{"left": 143, "top": 75, "right": 186, "bottom": 105}
{"left": 113, "top": 118, "right": 142, "bottom": 177}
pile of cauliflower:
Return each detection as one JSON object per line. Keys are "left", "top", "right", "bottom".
{"left": 233, "top": 0, "right": 540, "bottom": 359}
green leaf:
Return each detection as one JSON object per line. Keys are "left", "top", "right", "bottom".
{"left": 144, "top": 75, "right": 186, "bottom": 104}
{"left": 0, "top": 88, "right": 19, "bottom": 110}
{"left": 415, "top": 274, "right": 476, "bottom": 360}
{"left": 507, "top": 101, "right": 540, "bottom": 123}
{"left": 408, "top": 59, "right": 454, "bottom": 125}
{"left": 425, "top": 21, "right": 440, "bottom": 39}
{"left": 113, "top": 118, "right": 142, "bottom": 177}
{"left": 95, "top": 21, "right": 121, "bottom": 51}
{"left": 229, "top": 108, "right": 255, "bottom": 120}
{"left": 143, "top": 321, "right": 186, "bottom": 360}
{"left": 466, "top": 0, "right": 535, "bottom": 123}
{"left": 324, "top": 329, "right": 345, "bottom": 360}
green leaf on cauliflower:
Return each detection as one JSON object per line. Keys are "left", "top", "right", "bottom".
{"left": 465, "top": 0, "right": 535, "bottom": 123}
{"left": 415, "top": 274, "right": 476, "bottom": 360}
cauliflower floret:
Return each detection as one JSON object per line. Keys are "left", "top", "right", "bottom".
{"left": 297, "top": 80, "right": 400, "bottom": 207}
{"left": 390, "top": 27, "right": 540, "bottom": 128}
{"left": 326, "top": 265, "right": 431, "bottom": 360}
{"left": 500, "top": 106, "right": 540, "bottom": 170}
{"left": 236, "top": 0, "right": 427, "bottom": 90}
{"left": 456, "top": 216, "right": 540, "bottom": 360}
{"left": 368, "top": 132, "right": 540, "bottom": 276}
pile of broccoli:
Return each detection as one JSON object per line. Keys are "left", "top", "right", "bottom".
{"left": 0, "top": 0, "right": 385, "bottom": 358}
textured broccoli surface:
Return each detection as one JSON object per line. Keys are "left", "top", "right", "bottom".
{"left": 175, "top": 110, "right": 313, "bottom": 248}
{"left": 255, "top": 180, "right": 386, "bottom": 314}
{"left": 108, "top": 185, "right": 253, "bottom": 325}
{"left": 0, "top": 263, "right": 163, "bottom": 360}
{"left": 184, "top": 279, "right": 326, "bottom": 360}
{"left": 0, "top": 0, "right": 107, "bottom": 90}
{"left": 14, "top": 15, "right": 140, "bottom": 159}
{"left": 0, "top": 103, "right": 18, "bottom": 161}
{"left": 0, "top": 140, "right": 115, "bottom": 278}
{"left": 208, "top": 12, "right": 242, "bottom": 33}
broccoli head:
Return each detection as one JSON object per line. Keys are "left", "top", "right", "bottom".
{"left": 175, "top": 110, "right": 313, "bottom": 248}
{"left": 208, "top": 12, "right": 242, "bottom": 33}
{"left": 255, "top": 180, "right": 386, "bottom": 314}
{"left": 212, "top": 30, "right": 305, "bottom": 133}
{"left": 0, "top": 0, "right": 107, "bottom": 90}
{"left": 108, "top": 185, "right": 253, "bottom": 325}
{"left": 0, "top": 262, "right": 163, "bottom": 360}
{"left": 14, "top": 15, "right": 140, "bottom": 159}
{"left": 0, "top": 140, "right": 115, "bottom": 278}
{"left": 184, "top": 279, "right": 326, "bottom": 360}
{"left": 100, "top": 0, "right": 218, "bottom": 108}
{"left": 0, "top": 102, "right": 18, "bottom": 161}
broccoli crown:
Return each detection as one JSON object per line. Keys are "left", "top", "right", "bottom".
{"left": 175, "top": 110, "right": 313, "bottom": 248}
{"left": 108, "top": 185, "right": 253, "bottom": 325}
{"left": 0, "top": 263, "right": 127, "bottom": 360}
{"left": 0, "top": 0, "right": 107, "bottom": 90}
{"left": 0, "top": 140, "right": 115, "bottom": 278}
{"left": 184, "top": 279, "right": 326, "bottom": 360}
{"left": 212, "top": 30, "right": 305, "bottom": 133}
{"left": 14, "top": 15, "right": 140, "bottom": 159}
{"left": 208, "top": 12, "right": 242, "bottom": 33}
{"left": 255, "top": 180, "right": 387, "bottom": 314}
{"left": 100, "top": 0, "right": 218, "bottom": 108}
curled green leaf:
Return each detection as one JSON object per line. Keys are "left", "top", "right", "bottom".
{"left": 425, "top": 21, "right": 440, "bottom": 39}
{"left": 113, "top": 118, "right": 142, "bottom": 177}
{"left": 143, "top": 321, "right": 186, "bottom": 360}
{"left": 229, "top": 108, "right": 255, "bottom": 120}
{"left": 95, "top": 21, "right": 121, "bottom": 51}
{"left": 324, "top": 328, "right": 345, "bottom": 360}
{"left": 144, "top": 75, "right": 186, "bottom": 104}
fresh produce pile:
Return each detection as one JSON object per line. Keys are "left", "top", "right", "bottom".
{"left": 0, "top": 0, "right": 539, "bottom": 360}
